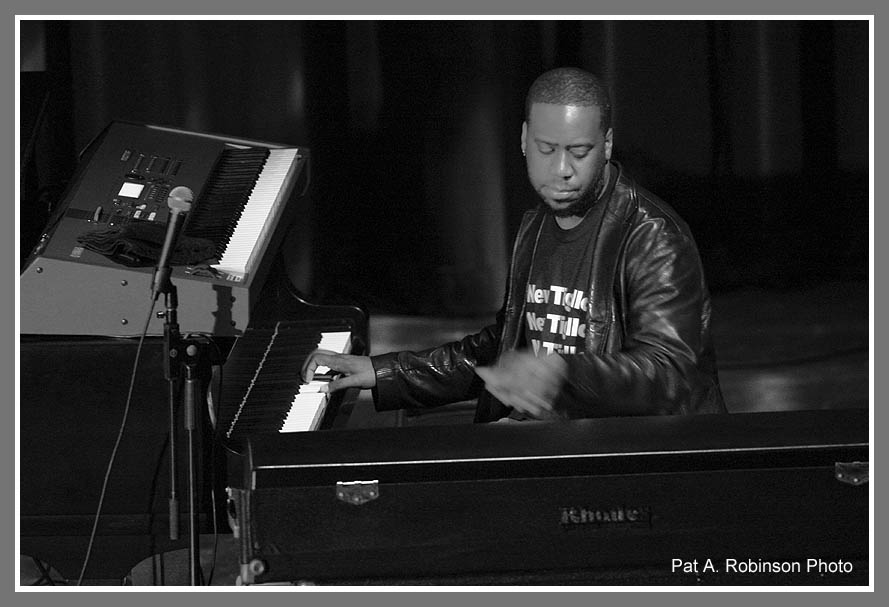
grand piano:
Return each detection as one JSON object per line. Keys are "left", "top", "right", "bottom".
{"left": 19, "top": 122, "right": 870, "bottom": 586}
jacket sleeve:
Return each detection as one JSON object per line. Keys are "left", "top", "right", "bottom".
{"left": 557, "top": 216, "right": 718, "bottom": 417}
{"left": 369, "top": 316, "right": 503, "bottom": 412}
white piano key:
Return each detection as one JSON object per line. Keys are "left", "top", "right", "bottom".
{"left": 319, "top": 331, "right": 352, "bottom": 353}
{"left": 280, "top": 392, "right": 328, "bottom": 433}
{"left": 298, "top": 381, "right": 330, "bottom": 394}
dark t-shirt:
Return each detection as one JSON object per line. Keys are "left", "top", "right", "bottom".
{"left": 522, "top": 202, "right": 606, "bottom": 356}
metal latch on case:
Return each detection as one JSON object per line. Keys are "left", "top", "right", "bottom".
{"left": 336, "top": 480, "right": 379, "bottom": 505}
{"left": 835, "top": 461, "right": 868, "bottom": 485}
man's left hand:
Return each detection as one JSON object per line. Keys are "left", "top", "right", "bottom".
{"left": 475, "top": 351, "right": 568, "bottom": 420}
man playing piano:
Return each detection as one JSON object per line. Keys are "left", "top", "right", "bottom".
{"left": 303, "top": 67, "right": 725, "bottom": 422}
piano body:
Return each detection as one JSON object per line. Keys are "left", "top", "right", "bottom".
{"left": 228, "top": 408, "right": 869, "bottom": 585}
{"left": 19, "top": 121, "right": 368, "bottom": 581}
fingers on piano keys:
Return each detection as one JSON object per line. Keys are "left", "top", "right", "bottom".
{"left": 313, "top": 331, "right": 351, "bottom": 374}
{"left": 280, "top": 331, "right": 353, "bottom": 434}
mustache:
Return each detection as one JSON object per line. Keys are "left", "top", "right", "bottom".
{"left": 544, "top": 172, "right": 606, "bottom": 218}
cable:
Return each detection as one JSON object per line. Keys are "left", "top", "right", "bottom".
{"left": 76, "top": 298, "right": 157, "bottom": 586}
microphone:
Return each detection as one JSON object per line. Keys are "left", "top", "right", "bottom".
{"left": 151, "top": 186, "right": 195, "bottom": 301}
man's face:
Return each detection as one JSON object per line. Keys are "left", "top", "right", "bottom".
{"left": 521, "top": 103, "right": 613, "bottom": 217}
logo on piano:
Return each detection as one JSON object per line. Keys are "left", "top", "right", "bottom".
{"left": 559, "top": 505, "right": 652, "bottom": 530}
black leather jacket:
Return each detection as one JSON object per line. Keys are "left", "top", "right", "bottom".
{"left": 371, "top": 163, "right": 726, "bottom": 422}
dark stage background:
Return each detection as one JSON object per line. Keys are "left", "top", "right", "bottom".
{"left": 20, "top": 19, "right": 869, "bottom": 315}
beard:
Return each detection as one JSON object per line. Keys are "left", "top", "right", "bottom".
{"left": 545, "top": 161, "right": 609, "bottom": 219}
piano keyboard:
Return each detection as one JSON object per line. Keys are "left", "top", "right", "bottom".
{"left": 186, "top": 147, "right": 301, "bottom": 282}
{"left": 280, "top": 331, "right": 352, "bottom": 433}
{"left": 212, "top": 148, "right": 299, "bottom": 280}
{"left": 219, "top": 321, "right": 353, "bottom": 441}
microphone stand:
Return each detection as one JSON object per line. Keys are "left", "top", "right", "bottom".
{"left": 157, "top": 278, "right": 204, "bottom": 586}
{"left": 163, "top": 287, "right": 181, "bottom": 546}
{"left": 182, "top": 333, "right": 204, "bottom": 586}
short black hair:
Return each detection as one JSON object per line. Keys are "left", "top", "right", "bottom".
{"left": 525, "top": 67, "right": 612, "bottom": 132}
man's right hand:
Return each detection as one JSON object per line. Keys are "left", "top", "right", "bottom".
{"left": 301, "top": 350, "right": 376, "bottom": 394}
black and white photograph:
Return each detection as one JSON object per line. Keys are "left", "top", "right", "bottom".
{"left": 16, "top": 16, "right": 872, "bottom": 589}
